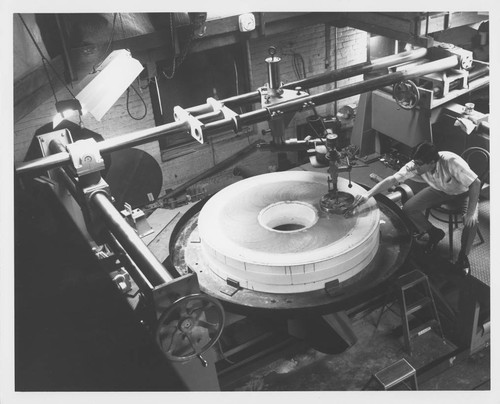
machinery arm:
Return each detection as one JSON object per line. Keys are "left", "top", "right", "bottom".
{"left": 281, "top": 47, "right": 428, "bottom": 91}
{"left": 15, "top": 48, "right": 441, "bottom": 176}
{"left": 184, "top": 48, "right": 428, "bottom": 113}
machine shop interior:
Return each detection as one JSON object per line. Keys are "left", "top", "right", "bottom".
{"left": 7, "top": 9, "right": 495, "bottom": 399}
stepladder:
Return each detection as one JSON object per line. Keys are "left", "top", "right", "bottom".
{"left": 396, "top": 270, "right": 445, "bottom": 355}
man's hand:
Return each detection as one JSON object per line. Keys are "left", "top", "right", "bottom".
{"left": 463, "top": 208, "right": 478, "bottom": 227}
{"left": 463, "top": 178, "right": 481, "bottom": 228}
{"left": 344, "top": 194, "right": 369, "bottom": 217}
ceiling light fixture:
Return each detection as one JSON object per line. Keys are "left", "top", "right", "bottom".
{"left": 53, "top": 98, "right": 83, "bottom": 128}
{"left": 75, "top": 49, "right": 143, "bottom": 121}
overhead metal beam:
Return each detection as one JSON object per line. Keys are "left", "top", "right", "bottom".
{"left": 187, "top": 48, "right": 429, "bottom": 114}
{"left": 15, "top": 120, "right": 189, "bottom": 175}
{"left": 15, "top": 54, "right": 460, "bottom": 176}
{"left": 281, "top": 48, "right": 428, "bottom": 91}
{"left": 201, "top": 55, "right": 459, "bottom": 135}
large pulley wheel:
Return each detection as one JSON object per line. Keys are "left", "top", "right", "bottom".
{"left": 156, "top": 294, "right": 225, "bottom": 366}
{"left": 393, "top": 80, "right": 420, "bottom": 110}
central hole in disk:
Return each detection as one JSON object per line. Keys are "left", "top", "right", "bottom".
{"left": 258, "top": 201, "right": 318, "bottom": 233}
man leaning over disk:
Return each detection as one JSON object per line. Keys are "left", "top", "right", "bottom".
{"left": 346, "top": 142, "right": 480, "bottom": 276}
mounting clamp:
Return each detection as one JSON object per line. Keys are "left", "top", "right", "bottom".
{"left": 66, "top": 138, "right": 105, "bottom": 176}
{"left": 206, "top": 97, "right": 242, "bottom": 133}
{"left": 174, "top": 106, "right": 206, "bottom": 144}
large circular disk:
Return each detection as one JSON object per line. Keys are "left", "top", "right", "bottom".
{"left": 198, "top": 171, "right": 380, "bottom": 293}
{"left": 169, "top": 192, "right": 413, "bottom": 314}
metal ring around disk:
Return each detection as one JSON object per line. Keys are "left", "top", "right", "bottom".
{"left": 169, "top": 190, "right": 413, "bottom": 315}
{"left": 197, "top": 171, "right": 380, "bottom": 293}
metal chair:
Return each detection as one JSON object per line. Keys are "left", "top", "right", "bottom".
{"left": 426, "top": 147, "right": 489, "bottom": 260}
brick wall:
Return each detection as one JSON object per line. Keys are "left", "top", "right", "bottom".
{"left": 14, "top": 24, "right": 368, "bottom": 196}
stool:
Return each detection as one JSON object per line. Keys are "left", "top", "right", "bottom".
{"left": 424, "top": 146, "right": 489, "bottom": 261}
{"left": 426, "top": 205, "right": 484, "bottom": 260}
{"left": 372, "top": 358, "right": 418, "bottom": 390}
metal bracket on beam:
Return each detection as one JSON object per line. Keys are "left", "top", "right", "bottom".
{"left": 325, "top": 278, "right": 342, "bottom": 296}
{"left": 36, "top": 129, "right": 74, "bottom": 179}
{"left": 432, "top": 42, "right": 473, "bottom": 70}
{"left": 66, "top": 138, "right": 105, "bottom": 176}
{"left": 37, "top": 128, "right": 73, "bottom": 158}
{"left": 259, "top": 86, "right": 309, "bottom": 108}
{"left": 220, "top": 278, "right": 240, "bottom": 297}
{"left": 174, "top": 105, "right": 206, "bottom": 144}
{"left": 414, "top": 35, "right": 435, "bottom": 48}
{"left": 120, "top": 202, "right": 154, "bottom": 238}
{"left": 206, "top": 97, "right": 241, "bottom": 133}
{"left": 206, "top": 97, "right": 237, "bottom": 120}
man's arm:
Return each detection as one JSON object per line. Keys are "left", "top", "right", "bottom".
{"left": 345, "top": 174, "right": 399, "bottom": 215}
{"left": 365, "top": 174, "right": 400, "bottom": 199}
{"left": 464, "top": 178, "right": 481, "bottom": 227}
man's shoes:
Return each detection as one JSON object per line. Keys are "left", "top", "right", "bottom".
{"left": 424, "top": 227, "right": 445, "bottom": 254}
{"left": 455, "top": 254, "right": 471, "bottom": 276}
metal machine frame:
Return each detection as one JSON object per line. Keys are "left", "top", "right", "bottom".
{"left": 15, "top": 42, "right": 489, "bottom": 390}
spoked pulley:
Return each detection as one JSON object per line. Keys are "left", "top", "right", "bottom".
{"left": 156, "top": 294, "right": 225, "bottom": 367}
{"left": 393, "top": 80, "right": 420, "bottom": 110}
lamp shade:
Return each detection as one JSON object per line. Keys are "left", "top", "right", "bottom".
{"left": 76, "top": 49, "right": 143, "bottom": 121}
{"left": 52, "top": 99, "right": 83, "bottom": 128}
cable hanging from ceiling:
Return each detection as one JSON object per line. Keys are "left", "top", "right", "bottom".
{"left": 116, "top": 13, "right": 148, "bottom": 121}
{"left": 162, "top": 13, "right": 195, "bottom": 79}
{"left": 280, "top": 47, "right": 307, "bottom": 80}
{"left": 126, "top": 79, "right": 148, "bottom": 120}
{"left": 18, "top": 13, "right": 83, "bottom": 126}
{"left": 91, "top": 13, "right": 118, "bottom": 74}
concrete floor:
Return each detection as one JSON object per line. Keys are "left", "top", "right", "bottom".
{"left": 222, "top": 307, "right": 489, "bottom": 391}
